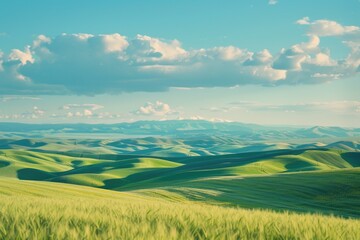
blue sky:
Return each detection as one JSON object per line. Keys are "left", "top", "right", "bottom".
{"left": 0, "top": 0, "right": 359, "bottom": 126}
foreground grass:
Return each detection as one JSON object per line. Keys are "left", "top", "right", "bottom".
{"left": 0, "top": 178, "right": 359, "bottom": 240}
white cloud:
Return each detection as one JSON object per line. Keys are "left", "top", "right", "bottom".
{"left": 33, "top": 35, "right": 51, "bottom": 48}
{"left": 0, "top": 96, "right": 41, "bottom": 102}
{"left": 296, "top": 17, "right": 310, "bottom": 25}
{"left": 268, "top": 0, "right": 278, "bottom": 5}
{"left": 296, "top": 17, "right": 359, "bottom": 36}
{"left": 62, "top": 103, "right": 104, "bottom": 111}
{"left": 0, "top": 106, "right": 46, "bottom": 120}
{"left": 135, "top": 101, "right": 173, "bottom": 116}
{"left": 83, "top": 109, "right": 93, "bottom": 116}
{"left": 297, "top": 35, "right": 320, "bottom": 51}
{"left": 311, "top": 73, "right": 343, "bottom": 79}
{"left": 101, "top": 34, "right": 129, "bottom": 53}
{"left": 62, "top": 103, "right": 104, "bottom": 118}
{"left": 308, "top": 52, "right": 336, "bottom": 66}
{"left": 132, "top": 34, "right": 187, "bottom": 61}
{"left": 272, "top": 35, "right": 342, "bottom": 83}
{"left": 276, "top": 35, "right": 320, "bottom": 68}
{"left": 0, "top": 21, "right": 359, "bottom": 95}
{"left": 65, "top": 110, "right": 93, "bottom": 118}
{"left": 8, "top": 46, "right": 34, "bottom": 65}
{"left": 208, "top": 46, "right": 249, "bottom": 61}
{"left": 243, "top": 49, "right": 273, "bottom": 66}
{"left": 273, "top": 47, "right": 307, "bottom": 71}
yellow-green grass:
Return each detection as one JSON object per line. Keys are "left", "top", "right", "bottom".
{"left": 0, "top": 150, "right": 105, "bottom": 178}
{"left": 0, "top": 177, "right": 359, "bottom": 240}
{"left": 1, "top": 148, "right": 359, "bottom": 218}
{"left": 50, "top": 157, "right": 182, "bottom": 187}
{"left": 0, "top": 150, "right": 182, "bottom": 188}
{"left": 131, "top": 168, "right": 360, "bottom": 217}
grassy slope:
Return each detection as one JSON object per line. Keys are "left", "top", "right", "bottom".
{"left": 0, "top": 148, "right": 359, "bottom": 218}
{"left": 3, "top": 137, "right": 358, "bottom": 157}
{"left": 131, "top": 168, "right": 360, "bottom": 217}
{"left": 0, "top": 178, "right": 359, "bottom": 240}
{"left": 0, "top": 150, "right": 182, "bottom": 187}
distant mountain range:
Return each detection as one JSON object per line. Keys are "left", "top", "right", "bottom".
{"left": 0, "top": 120, "right": 359, "bottom": 140}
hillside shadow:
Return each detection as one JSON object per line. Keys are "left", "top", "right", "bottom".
{"left": 71, "top": 160, "right": 84, "bottom": 167}
{"left": 103, "top": 148, "right": 332, "bottom": 190}
{"left": 11, "top": 139, "right": 47, "bottom": 148}
{"left": 103, "top": 168, "right": 176, "bottom": 190}
{"left": 103, "top": 167, "right": 232, "bottom": 190}
{"left": 63, "top": 159, "right": 141, "bottom": 176}
{"left": 340, "top": 152, "right": 360, "bottom": 167}
{"left": 0, "top": 160, "right": 10, "bottom": 168}
{"left": 172, "top": 148, "right": 319, "bottom": 172}
{"left": 167, "top": 169, "right": 360, "bottom": 218}
{"left": 17, "top": 168, "right": 55, "bottom": 180}
{"left": 284, "top": 161, "right": 318, "bottom": 172}
{"left": 31, "top": 148, "right": 152, "bottom": 161}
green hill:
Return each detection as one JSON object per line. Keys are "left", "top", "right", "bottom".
{"left": 0, "top": 147, "right": 359, "bottom": 218}
{"left": 0, "top": 178, "right": 359, "bottom": 240}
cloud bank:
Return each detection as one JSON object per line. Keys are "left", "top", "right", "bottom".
{"left": 0, "top": 18, "right": 359, "bottom": 95}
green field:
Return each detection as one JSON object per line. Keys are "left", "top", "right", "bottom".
{"left": 0, "top": 140, "right": 359, "bottom": 239}
{"left": 1, "top": 178, "right": 359, "bottom": 240}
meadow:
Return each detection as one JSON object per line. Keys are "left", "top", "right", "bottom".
{"left": 0, "top": 134, "right": 359, "bottom": 239}
{"left": 1, "top": 178, "right": 359, "bottom": 240}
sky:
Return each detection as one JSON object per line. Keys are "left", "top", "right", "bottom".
{"left": 0, "top": 0, "right": 359, "bottom": 127}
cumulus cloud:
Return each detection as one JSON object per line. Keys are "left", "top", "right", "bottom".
{"left": 296, "top": 17, "right": 310, "bottom": 25}
{"left": 131, "top": 34, "right": 187, "bottom": 61}
{"left": 296, "top": 17, "right": 359, "bottom": 36}
{"left": 64, "top": 109, "right": 93, "bottom": 118}
{"left": 0, "top": 106, "right": 45, "bottom": 120}
{"left": 273, "top": 35, "right": 322, "bottom": 71}
{"left": 61, "top": 103, "right": 104, "bottom": 118}
{"left": 8, "top": 46, "right": 34, "bottom": 65}
{"left": 0, "top": 20, "right": 359, "bottom": 95}
{"left": 134, "top": 101, "right": 174, "bottom": 116}
{"left": 271, "top": 34, "right": 352, "bottom": 84}
{"left": 83, "top": 109, "right": 93, "bottom": 116}
{"left": 243, "top": 49, "right": 273, "bottom": 66}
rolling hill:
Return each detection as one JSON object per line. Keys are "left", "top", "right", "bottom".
{"left": 1, "top": 135, "right": 359, "bottom": 157}
{"left": 1, "top": 146, "right": 359, "bottom": 217}
{"left": 1, "top": 177, "right": 359, "bottom": 239}
{"left": 1, "top": 133, "right": 359, "bottom": 239}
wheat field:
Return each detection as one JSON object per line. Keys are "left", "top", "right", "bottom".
{"left": 0, "top": 178, "right": 359, "bottom": 240}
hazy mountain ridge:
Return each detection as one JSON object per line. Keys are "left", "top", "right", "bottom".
{"left": 0, "top": 136, "right": 359, "bottom": 158}
{"left": 0, "top": 120, "right": 359, "bottom": 140}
